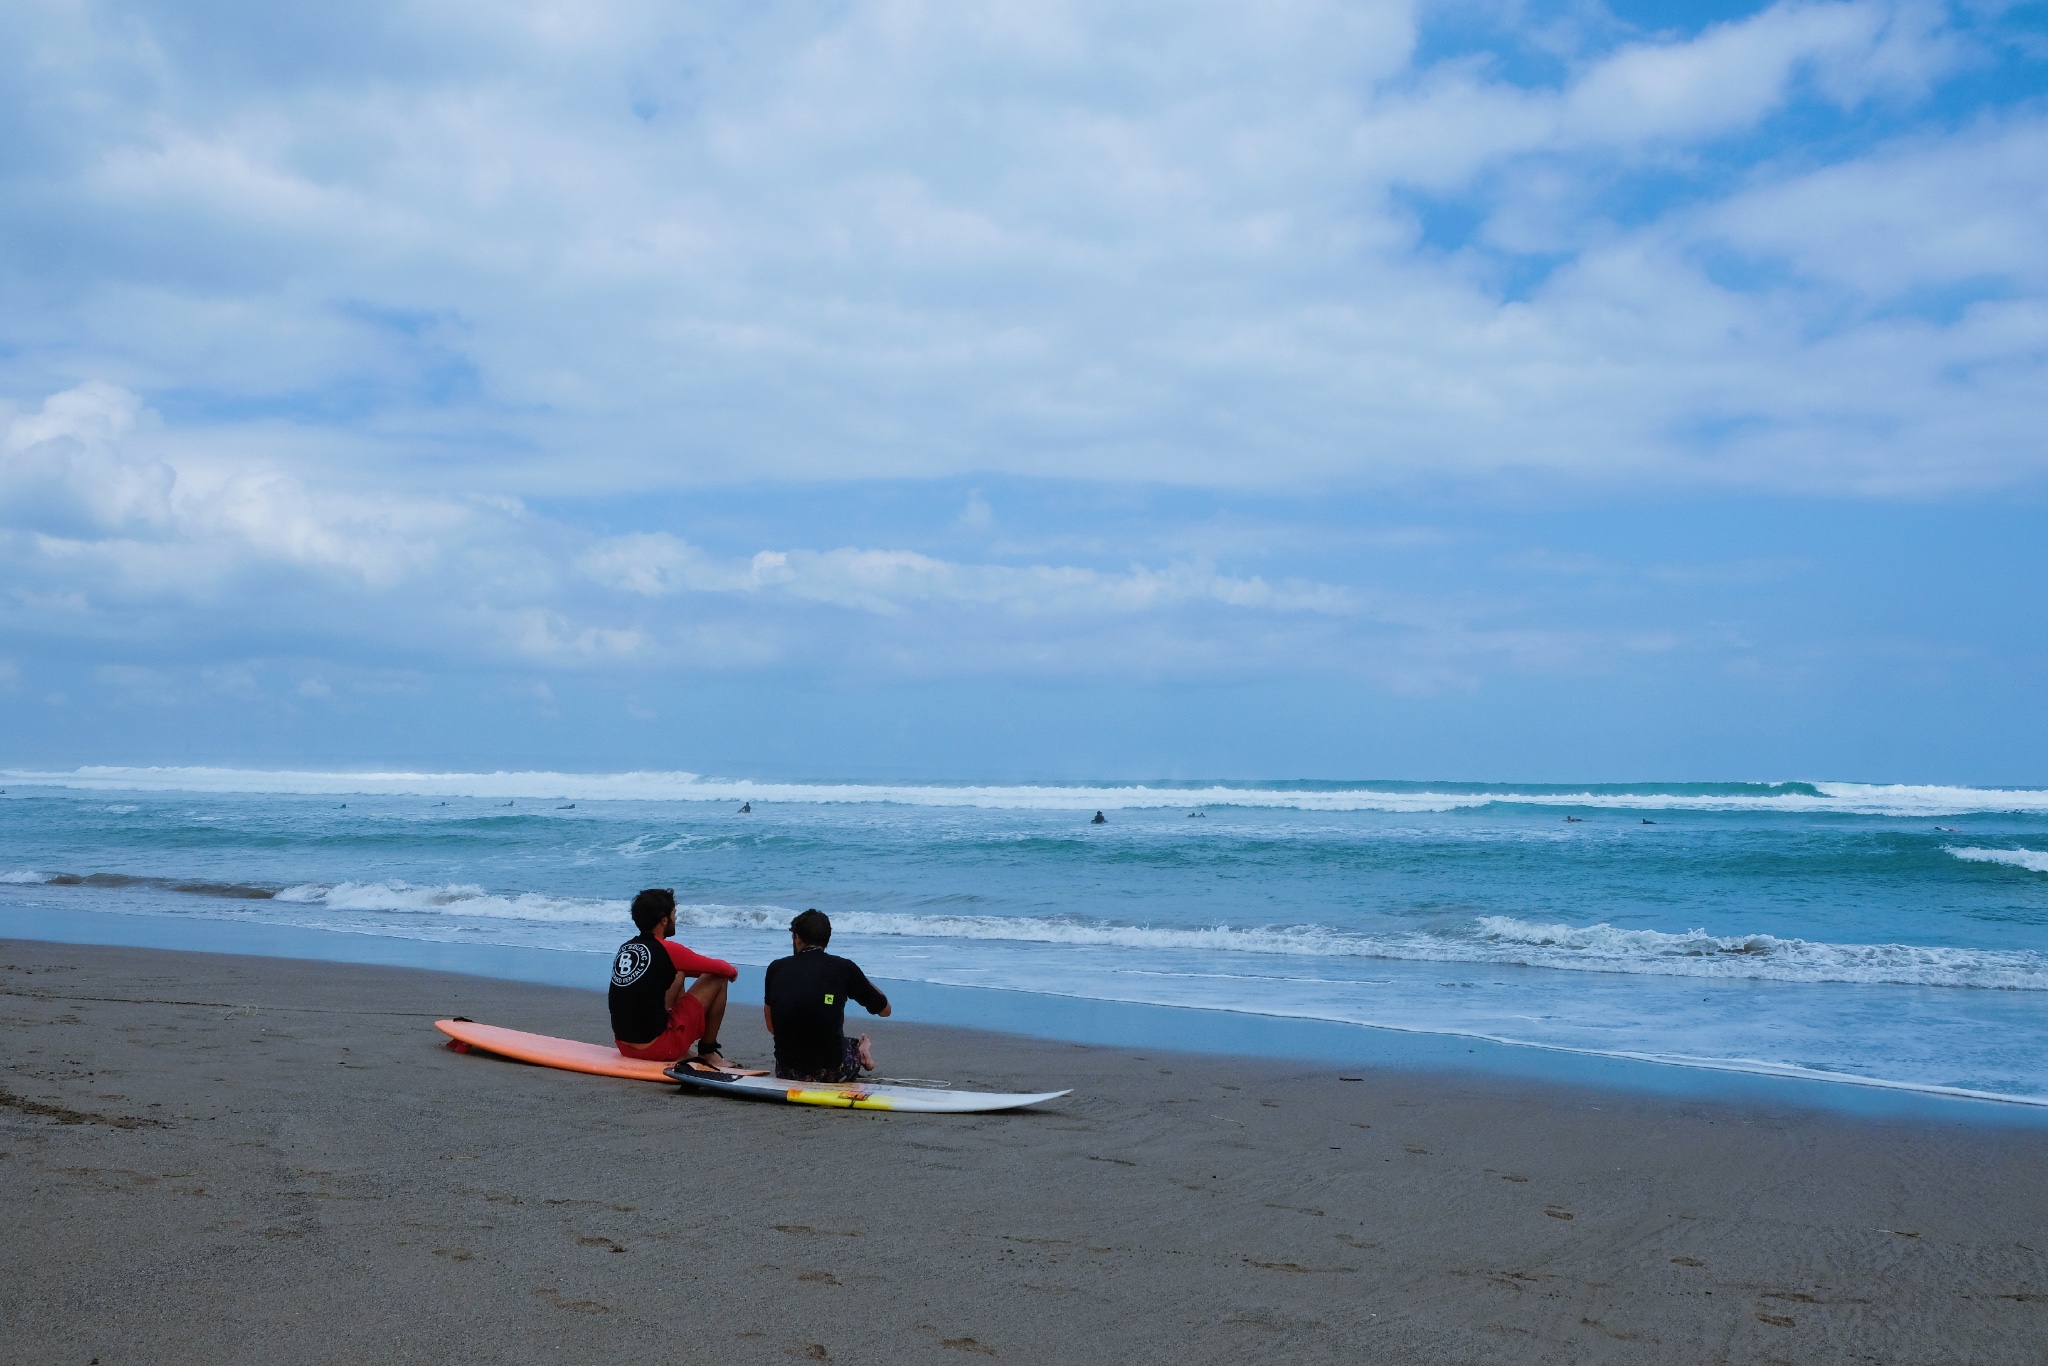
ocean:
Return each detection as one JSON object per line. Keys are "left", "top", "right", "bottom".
{"left": 4, "top": 767, "right": 2047, "bottom": 1105}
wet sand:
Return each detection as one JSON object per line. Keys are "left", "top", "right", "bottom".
{"left": 3, "top": 939, "right": 2045, "bottom": 1364}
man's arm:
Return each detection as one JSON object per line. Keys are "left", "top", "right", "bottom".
{"left": 664, "top": 942, "right": 738, "bottom": 980}
{"left": 848, "top": 964, "right": 892, "bottom": 1018}
{"left": 763, "top": 1004, "right": 775, "bottom": 1034}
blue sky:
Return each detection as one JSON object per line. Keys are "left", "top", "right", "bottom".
{"left": 1, "top": 0, "right": 2044, "bottom": 781}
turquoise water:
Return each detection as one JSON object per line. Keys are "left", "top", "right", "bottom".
{"left": 3, "top": 768, "right": 2047, "bottom": 1102}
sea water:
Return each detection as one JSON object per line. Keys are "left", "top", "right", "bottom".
{"left": 3, "top": 768, "right": 2046, "bottom": 1104}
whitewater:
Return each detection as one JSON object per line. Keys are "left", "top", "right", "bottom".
{"left": 3, "top": 769, "right": 2046, "bottom": 1103}
{"left": 10, "top": 765, "right": 2048, "bottom": 816}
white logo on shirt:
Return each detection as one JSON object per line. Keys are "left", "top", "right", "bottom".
{"left": 612, "top": 941, "right": 652, "bottom": 987}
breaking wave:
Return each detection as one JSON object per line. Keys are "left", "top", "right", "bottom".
{"left": 275, "top": 881, "right": 628, "bottom": 922}
{"left": 6, "top": 766, "right": 2048, "bottom": 817}
{"left": 251, "top": 883, "right": 2048, "bottom": 991}
{"left": 1455, "top": 916, "right": 2048, "bottom": 990}
{"left": 1948, "top": 846, "right": 2048, "bottom": 874}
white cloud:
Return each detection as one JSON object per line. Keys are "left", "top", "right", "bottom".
{"left": 492, "top": 608, "right": 648, "bottom": 662}
{"left": 2, "top": 384, "right": 171, "bottom": 530}
{"left": 2, "top": 383, "right": 481, "bottom": 593}
{"left": 1703, "top": 116, "right": 2048, "bottom": 294}
{"left": 577, "top": 533, "right": 770, "bottom": 597}
{"left": 0, "top": 369, "right": 1957, "bottom": 694}
{"left": 581, "top": 531, "right": 1358, "bottom": 618}
{"left": 0, "top": 0, "right": 2036, "bottom": 722}
{"left": 1559, "top": 0, "right": 1950, "bottom": 145}
{"left": 1362, "top": 0, "right": 1954, "bottom": 191}
{"left": 0, "top": 0, "right": 2034, "bottom": 499}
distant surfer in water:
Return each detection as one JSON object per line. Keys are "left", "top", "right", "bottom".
{"left": 763, "top": 909, "right": 891, "bottom": 1084}
{"left": 1092, "top": 811, "right": 1106, "bottom": 824}
{"left": 610, "top": 888, "right": 739, "bottom": 1068}
{"left": 738, "top": 801, "right": 751, "bottom": 813}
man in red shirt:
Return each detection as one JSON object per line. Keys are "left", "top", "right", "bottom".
{"left": 610, "top": 888, "right": 738, "bottom": 1068}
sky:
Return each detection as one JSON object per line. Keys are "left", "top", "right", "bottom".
{"left": 1, "top": 0, "right": 2044, "bottom": 782}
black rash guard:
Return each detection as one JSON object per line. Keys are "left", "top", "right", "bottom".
{"left": 608, "top": 932, "right": 678, "bottom": 1044}
{"left": 763, "top": 947, "right": 889, "bottom": 1078}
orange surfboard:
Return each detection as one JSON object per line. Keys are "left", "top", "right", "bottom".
{"left": 435, "top": 1019, "right": 673, "bottom": 1081}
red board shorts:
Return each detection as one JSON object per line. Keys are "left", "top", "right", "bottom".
{"left": 615, "top": 993, "right": 708, "bottom": 1061}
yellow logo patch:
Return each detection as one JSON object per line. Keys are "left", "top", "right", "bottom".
{"left": 824, "top": 993, "right": 835, "bottom": 1004}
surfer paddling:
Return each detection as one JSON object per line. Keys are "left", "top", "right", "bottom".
{"left": 763, "top": 909, "right": 891, "bottom": 1083}
{"left": 610, "top": 888, "right": 739, "bottom": 1068}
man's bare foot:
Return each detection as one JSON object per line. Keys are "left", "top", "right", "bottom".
{"left": 692, "top": 1044, "right": 729, "bottom": 1070}
{"left": 855, "top": 1034, "right": 876, "bottom": 1072}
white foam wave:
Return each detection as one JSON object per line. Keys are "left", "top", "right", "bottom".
{"left": 29, "top": 866, "right": 2048, "bottom": 990}
{"left": 1948, "top": 846, "right": 2048, "bottom": 874}
{"left": 276, "top": 881, "right": 628, "bottom": 923}
{"left": 5, "top": 765, "right": 2048, "bottom": 816}
{"left": 1459, "top": 916, "right": 2048, "bottom": 989}
{"left": 614, "top": 834, "right": 698, "bottom": 858}
{"left": 664, "top": 903, "right": 2048, "bottom": 990}
{"left": 18, "top": 885, "right": 2044, "bottom": 1106}
{"left": 1812, "top": 783, "right": 2048, "bottom": 817}
{"left": 1, "top": 869, "right": 54, "bottom": 884}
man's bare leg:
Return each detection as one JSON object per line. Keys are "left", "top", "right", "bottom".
{"left": 687, "top": 975, "right": 729, "bottom": 1064}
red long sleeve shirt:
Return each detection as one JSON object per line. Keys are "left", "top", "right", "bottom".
{"left": 661, "top": 940, "right": 738, "bottom": 980}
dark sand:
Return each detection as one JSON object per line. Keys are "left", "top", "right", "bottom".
{"left": 3, "top": 941, "right": 2045, "bottom": 1364}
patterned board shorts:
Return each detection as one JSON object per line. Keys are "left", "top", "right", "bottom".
{"left": 775, "top": 1036, "right": 863, "bottom": 1084}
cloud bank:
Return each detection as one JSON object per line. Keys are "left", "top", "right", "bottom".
{"left": 0, "top": 0, "right": 2042, "bottom": 772}
{"left": 7, "top": 382, "right": 1619, "bottom": 690}
{"left": 1, "top": 0, "right": 2040, "bottom": 499}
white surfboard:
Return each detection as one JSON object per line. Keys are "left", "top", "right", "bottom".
{"left": 664, "top": 1061, "right": 1069, "bottom": 1113}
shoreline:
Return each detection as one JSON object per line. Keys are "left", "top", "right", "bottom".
{"left": 4, "top": 938, "right": 2046, "bottom": 1362}
{"left": 5, "top": 899, "right": 2046, "bottom": 1124}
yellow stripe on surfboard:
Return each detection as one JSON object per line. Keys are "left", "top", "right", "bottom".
{"left": 784, "top": 1088, "right": 896, "bottom": 1110}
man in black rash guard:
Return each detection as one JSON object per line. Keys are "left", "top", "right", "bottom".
{"left": 762, "top": 908, "right": 891, "bottom": 1083}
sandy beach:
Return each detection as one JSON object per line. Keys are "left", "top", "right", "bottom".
{"left": 3, "top": 939, "right": 2045, "bottom": 1364}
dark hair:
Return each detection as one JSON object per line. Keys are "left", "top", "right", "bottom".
{"left": 631, "top": 888, "right": 677, "bottom": 933}
{"left": 790, "top": 908, "right": 831, "bottom": 947}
